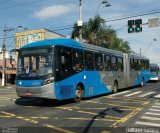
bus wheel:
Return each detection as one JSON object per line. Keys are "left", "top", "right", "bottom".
{"left": 112, "top": 82, "right": 118, "bottom": 94}
{"left": 141, "top": 78, "right": 144, "bottom": 87}
{"left": 74, "top": 86, "right": 82, "bottom": 102}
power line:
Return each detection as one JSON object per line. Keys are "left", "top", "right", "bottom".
{"left": 0, "top": 0, "right": 12, "bottom": 4}
{"left": 0, "top": 8, "right": 160, "bottom": 40}
{"left": 0, "top": 36, "right": 14, "bottom": 40}
{"left": 0, "top": 0, "right": 43, "bottom": 11}
{"left": 105, "top": 9, "right": 160, "bottom": 21}
{"left": 104, "top": 10, "right": 160, "bottom": 23}
{"left": 49, "top": 10, "right": 160, "bottom": 32}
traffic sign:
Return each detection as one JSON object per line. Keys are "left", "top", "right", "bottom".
{"left": 148, "top": 18, "right": 160, "bottom": 27}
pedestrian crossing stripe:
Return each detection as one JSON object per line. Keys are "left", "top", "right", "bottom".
{"left": 149, "top": 109, "right": 160, "bottom": 112}
{"left": 110, "top": 90, "right": 160, "bottom": 98}
{"left": 124, "top": 91, "right": 142, "bottom": 97}
{"left": 135, "top": 121, "right": 160, "bottom": 127}
{"left": 155, "top": 103, "right": 160, "bottom": 106}
{"left": 110, "top": 91, "right": 130, "bottom": 96}
{"left": 138, "top": 92, "right": 155, "bottom": 97}
{"left": 152, "top": 106, "right": 160, "bottom": 109}
{"left": 145, "top": 112, "right": 160, "bottom": 116}
{"left": 141, "top": 116, "right": 160, "bottom": 121}
{"left": 154, "top": 94, "right": 160, "bottom": 98}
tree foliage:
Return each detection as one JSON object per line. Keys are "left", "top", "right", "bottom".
{"left": 71, "top": 15, "right": 131, "bottom": 53}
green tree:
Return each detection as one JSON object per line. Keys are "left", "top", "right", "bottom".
{"left": 71, "top": 15, "right": 131, "bottom": 53}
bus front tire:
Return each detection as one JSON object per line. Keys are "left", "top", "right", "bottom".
{"left": 74, "top": 85, "right": 82, "bottom": 102}
{"left": 112, "top": 82, "right": 118, "bottom": 94}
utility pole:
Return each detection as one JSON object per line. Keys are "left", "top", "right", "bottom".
{"left": 77, "top": 0, "right": 83, "bottom": 42}
{"left": 1, "top": 25, "right": 15, "bottom": 86}
{"left": 2, "top": 25, "right": 7, "bottom": 86}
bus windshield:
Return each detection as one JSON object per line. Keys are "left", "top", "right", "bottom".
{"left": 150, "top": 68, "right": 157, "bottom": 72}
{"left": 17, "top": 48, "right": 53, "bottom": 78}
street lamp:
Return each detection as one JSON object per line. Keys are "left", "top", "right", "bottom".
{"left": 143, "top": 38, "right": 157, "bottom": 54}
{"left": 96, "top": 0, "right": 111, "bottom": 16}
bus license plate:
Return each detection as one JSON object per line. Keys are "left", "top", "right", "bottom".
{"left": 26, "top": 92, "right": 32, "bottom": 96}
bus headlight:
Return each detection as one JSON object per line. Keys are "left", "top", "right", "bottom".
{"left": 42, "top": 77, "right": 54, "bottom": 86}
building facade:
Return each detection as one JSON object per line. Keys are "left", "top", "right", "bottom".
{"left": 15, "top": 28, "right": 65, "bottom": 49}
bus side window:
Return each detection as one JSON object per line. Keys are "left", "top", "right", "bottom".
{"left": 95, "top": 53, "right": 103, "bottom": 71}
{"left": 111, "top": 56, "right": 118, "bottom": 71}
{"left": 85, "top": 51, "right": 94, "bottom": 71}
{"left": 138, "top": 60, "right": 142, "bottom": 70}
{"left": 146, "top": 60, "right": 149, "bottom": 69}
{"left": 117, "top": 57, "right": 123, "bottom": 71}
{"left": 130, "top": 58, "right": 134, "bottom": 71}
{"left": 104, "top": 55, "right": 111, "bottom": 71}
{"left": 134, "top": 59, "right": 138, "bottom": 71}
{"left": 73, "top": 49, "right": 84, "bottom": 72}
{"left": 142, "top": 60, "right": 145, "bottom": 70}
{"left": 60, "top": 48, "right": 72, "bottom": 73}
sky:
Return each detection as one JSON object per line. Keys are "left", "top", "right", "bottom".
{"left": 0, "top": 0, "right": 160, "bottom": 65}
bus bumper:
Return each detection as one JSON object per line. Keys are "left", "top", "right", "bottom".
{"left": 150, "top": 77, "right": 158, "bottom": 81}
{"left": 16, "top": 83, "right": 56, "bottom": 99}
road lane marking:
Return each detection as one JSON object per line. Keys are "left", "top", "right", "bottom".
{"left": 77, "top": 110, "right": 120, "bottom": 120}
{"left": 107, "top": 100, "right": 142, "bottom": 104}
{"left": 141, "top": 116, "right": 160, "bottom": 121}
{"left": 103, "top": 103, "right": 136, "bottom": 109}
{"left": 1, "top": 111, "right": 74, "bottom": 133}
{"left": 30, "top": 117, "right": 49, "bottom": 119}
{"left": 0, "top": 92, "right": 16, "bottom": 94}
{"left": 138, "top": 92, "right": 155, "bottom": 97}
{"left": 152, "top": 106, "right": 160, "bottom": 109}
{"left": 155, "top": 103, "right": 160, "bottom": 106}
{"left": 1, "top": 111, "right": 38, "bottom": 124}
{"left": 52, "top": 117, "right": 116, "bottom": 122}
{"left": 83, "top": 100, "right": 101, "bottom": 104}
{"left": 145, "top": 112, "right": 160, "bottom": 116}
{"left": 124, "top": 91, "right": 142, "bottom": 97}
{"left": 135, "top": 121, "right": 160, "bottom": 127}
{"left": 83, "top": 101, "right": 136, "bottom": 109}
{"left": 105, "top": 96, "right": 146, "bottom": 102}
{"left": 110, "top": 91, "right": 130, "bottom": 96}
{"left": 111, "top": 107, "right": 143, "bottom": 128}
{"left": 154, "top": 94, "right": 160, "bottom": 98}
{"left": 43, "top": 124, "right": 75, "bottom": 133}
{"left": 149, "top": 109, "right": 160, "bottom": 112}
{"left": 0, "top": 105, "right": 7, "bottom": 107}
{"left": 0, "top": 97, "right": 16, "bottom": 101}
{"left": 57, "top": 107, "right": 109, "bottom": 110}
{"left": 0, "top": 115, "right": 11, "bottom": 118}
{"left": 56, "top": 107, "right": 120, "bottom": 120}
{"left": 142, "top": 101, "right": 150, "bottom": 105}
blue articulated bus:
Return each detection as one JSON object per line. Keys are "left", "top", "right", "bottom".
{"left": 14, "top": 38, "right": 150, "bottom": 102}
{"left": 150, "top": 63, "right": 159, "bottom": 82}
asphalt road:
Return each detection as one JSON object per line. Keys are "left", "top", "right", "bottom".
{"left": 0, "top": 82, "right": 160, "bottom": 133}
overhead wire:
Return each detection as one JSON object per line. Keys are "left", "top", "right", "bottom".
{"left": 0, "top": 0, "right": 43, "bottom": 12}
{"left": 0, "top": 8, "right": 160, "bottom": 42}
{"left": 0, "top": 0, "right": 12, "bottom": 4}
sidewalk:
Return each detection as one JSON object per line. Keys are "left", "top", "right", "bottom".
{"left": 0, "top": 85, "right": 16, "bottom": 89}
